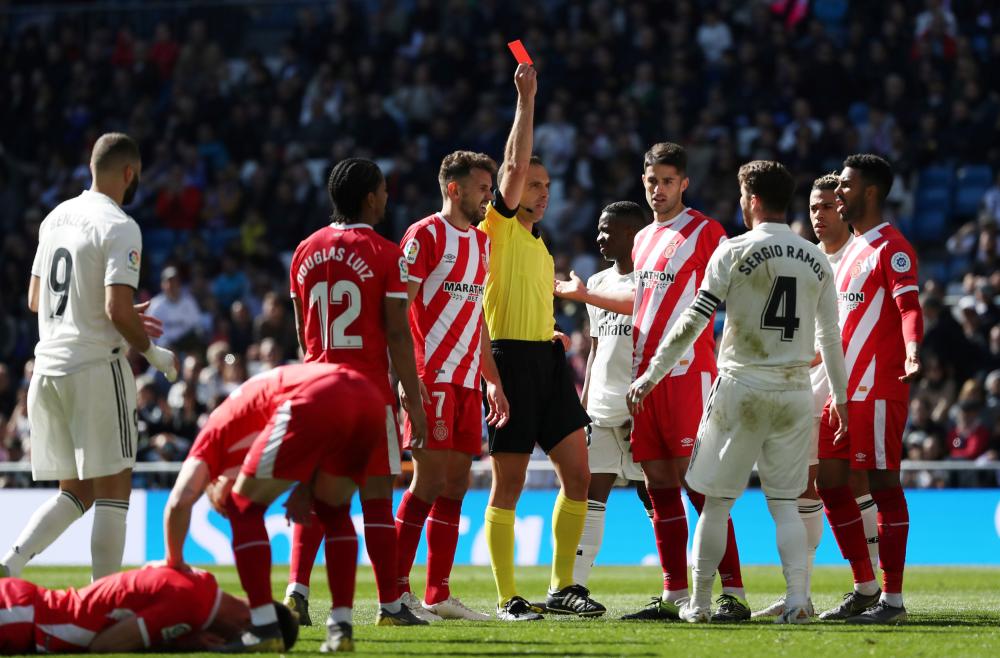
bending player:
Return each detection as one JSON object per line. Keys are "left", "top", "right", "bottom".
{"left": 0, "top": 565, "right": 294, "bottom": 653}
{"left": 571, "top": 201, "right": 653, "bottom": 590}
{"left": 816, "top": 154, "right": 922, "bottom": 624}
{"left": 627, "top": 160, "right": 849, "bottom": 624}
{"left": 556, "top": 143, "right": 746, "bottom": 622}
{"left": 393, "top": 150, "right": 510, "bottom": 622}
{"left": 223, "top": 364, "right": 391, "bottom": 652}
{"left": 285, "top": 158, "right": 429, "bottom": 628}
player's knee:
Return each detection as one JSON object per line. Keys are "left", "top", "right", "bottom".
{"left": 559, "top": 467, "right": 590, "bottom": 500}
{"left": 412, "top": 470, "right": 447, "bottom": 500}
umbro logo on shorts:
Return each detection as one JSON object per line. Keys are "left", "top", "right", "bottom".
{"left": 681, "top": 437, "right": 694, "bottom": 447}
{"left": 854, "top": 452, "right": 867, "bottom": 461}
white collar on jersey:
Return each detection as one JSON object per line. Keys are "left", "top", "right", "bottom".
{"left": 331, "top": 222, "right": 374, "bottom": 230}
{"left": 752, "top": 221, "right": 792, "bottom": 232}
{"left": 857, "top": 221, "right": 891, "bottom": 242}
{"left": 435, "top": 212, "right": 473, "bottom": 235}
{"left": 654, "top": 207, "right": 689, "bottom": 226}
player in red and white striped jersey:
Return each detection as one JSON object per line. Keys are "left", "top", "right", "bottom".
{"left": 816, "top": 154, "right": 923, "bottom": 625}
{"left": 393, "top": 151, "right": 509, "bottom": 622}
{"left": 284, "top": 159, "right": 429, "bottom": 632}
{"left": 555, "top": 143, "right": 747, "bottom": 621}
{"left": 0, "top": 566, "right": 262, "bottom": 653}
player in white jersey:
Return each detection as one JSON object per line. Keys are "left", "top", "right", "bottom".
{"left": 572, "top": 202, "right": 652, "bottom": 589}
{"left": 627, "top": 161, "right": 849, "bottom": 624}
{"left": 0, "top": 133, "right": 177, "bottom": 583}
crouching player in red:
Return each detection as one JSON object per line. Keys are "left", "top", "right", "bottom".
{"left": 222, "top": 364, "right": 390, "bottom": 652}
{"left": 0, "top": 565, "right": 288, "bottom": 653}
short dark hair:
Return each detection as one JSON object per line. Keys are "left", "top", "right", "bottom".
{"left": 738, "top": 160, "right": 796, "bottom": 215}
{"left": 91, "top": 133, "right": 141, "bottom": 172}
{"left": 438, "top": 150, "right": 498, "bottom": 196}
{"left": 327, "top": 158, "right": 383, "bottom": 221}
{"left": 496, "top": 154, "right": 544, "bottom": 187}
{"left": 602, "top": 200, "right": 649, "bottom": 231}
{"left": 812, "top": 172, "right": 839, "bottom": 191}
{"left": 843, "top": 153, "right": 893, "bottom": 205}
{"left": 643, "top": 142, "right": 687, "bottom": 173}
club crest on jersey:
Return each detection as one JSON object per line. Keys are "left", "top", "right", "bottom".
{"left": 663, "top": 240, "right": 681, "bottom": 258}
{"left": 404, "top": 238, "right": 420, "bottom": 265}
{"left": 891, "top": 251, "right": 911, "bottom": 273}
{"left": 433, "top": 420, "right": 449, "bottom": 441}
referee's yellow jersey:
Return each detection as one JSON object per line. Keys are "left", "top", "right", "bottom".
{"left": 481, "top": 195, "right": 555, "bottom": 342}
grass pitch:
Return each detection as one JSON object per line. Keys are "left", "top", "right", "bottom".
{"left": 23, "top": 565, "right": 1000, "bottom": 657}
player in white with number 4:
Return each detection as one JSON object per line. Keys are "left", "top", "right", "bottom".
{"left": 1, "top": 133, "right": 177, "bottom": 582}
{"left": 627, "top": 161, "right": 849, "bottom": 624}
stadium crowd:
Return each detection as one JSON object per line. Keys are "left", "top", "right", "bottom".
{"left": 1, "top": 0, "right": 999, "bottom": 488}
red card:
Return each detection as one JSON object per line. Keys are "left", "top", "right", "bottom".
{"left": 507, "top": 40, "right": 533, "bottom": 65}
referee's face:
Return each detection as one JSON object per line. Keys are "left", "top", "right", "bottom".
{"left": 519, "top": 164, "right": 550, "bottom": 222}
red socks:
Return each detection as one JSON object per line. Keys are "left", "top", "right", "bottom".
{"left": 425, "top": 496, "right": 463, "bottom": 605}
{"left": 687, "top": 490, "right": 744, "bottom": 589}
{"left": 226, "top": 492, "right": 273, "bottom": 609}
{"left": 394, "top": 491, "right": 433, "bottom": 593}
{"left": 819, "top": 485, "right": 876, "bottom": 584}
{"left": 648, "top": 487, "right": 689, "bottom": 592}
{"left": 871, "top": 486, "right": 909, "bottom": 594}
{"left": 313, "top": 500, "right": 358, "bottom": 609}
{"left": 289, "top": 512, "right": 324, "bottom": 592}
{"left": 362, "top": 498, "right": 399, "bottom": 604}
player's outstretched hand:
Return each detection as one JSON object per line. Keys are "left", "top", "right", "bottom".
{"left": 553, "top": 270, "right": 588, "bottom": 301}
{"left": 485, "top": 381, "right": 510, "bottom": 428}
{"left": 284, "top": 483, "right": 313, "bottom": 526}
{"left": 514, "top": 62, "right": 537, "bottom": 98}
{"left": 627, "top": 376, "right": 655, "bottom": 415}
{"left": 134, "top": 301, "right": 164, "bottom": 339}
{"left": 831, "top": 402, "right": 849, "bottom": 444}
{"left": 899, "top": 343, "right": 921, "bottom": 383}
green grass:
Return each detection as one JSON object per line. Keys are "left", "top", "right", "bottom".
{"left": 23, "top": 565, "right": 1000, "bottom": 657}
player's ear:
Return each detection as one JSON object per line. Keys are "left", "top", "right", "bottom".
{"left": 680, "top": 176, "right": 689, "bottom": 193}
{"left": 447, "top": 180, "right": 460, "bottom": 200}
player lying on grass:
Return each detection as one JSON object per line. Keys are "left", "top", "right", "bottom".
{"left": 0, "top": 564, "right": 296, "bottom": 653}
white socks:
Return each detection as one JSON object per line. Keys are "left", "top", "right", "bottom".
{"left": 251, "top": 603, "right": 278, "bottom": 627}
{"left": 769, "top": 498, "right": 808, "bottom": 611}
{"left": 797, "top": 497, "right": 824, "bottom": 594}
{"left": 92, "top": 499, "right": 129, "bottom": 581}
{"left": 572, "top": 500, "right": 606, "bottom": 586}
{"left": 330, "top": 607, "right": 352, "bottom": 625}
{"left": 1, "top": 490, "right": 85, "bottom": 577}
{"left": 856, "top": 494, "right": 879, "bottom": 576}
{"left": 286, "top": 582, "right": 310, "bottom": 598}
{"left": 690, "top": 496, "right": 735, "bottom": 610}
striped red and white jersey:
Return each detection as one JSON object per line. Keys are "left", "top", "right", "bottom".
{"left": 833, "top": 222, "right": 919, "bottom": 402}
{"left": 631, "top": 208, "right": 727, "bottom": 378}
{"left": 401, "top": 214, "right": 489, "bottom": 389}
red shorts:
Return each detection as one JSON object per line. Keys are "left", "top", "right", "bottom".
{"left": 631, "top": 370, "right": 715, "bottom": 462}
{"left": 242, "top": 373, "right": 386, "bottom": 484}
{"left": 0, "top": 579, "right": 37, "bottom": 654}
{"left": 403, "top": 381, "right": 483, "bottom": 455}
{"left": 818, "top": 398, "right": 906, "bottom": 470}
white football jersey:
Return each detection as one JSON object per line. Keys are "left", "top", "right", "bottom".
{"left": 585, "top": 268, "right": 634, "bottom": 426}
{"left": 699, "top": 223, "right": 843, "bottom": 393}
{"left": 810, "top": 235, "right": 854, "bottom": 416}
{"left": 31, "top": 190, "right": 142, "bottom": 376}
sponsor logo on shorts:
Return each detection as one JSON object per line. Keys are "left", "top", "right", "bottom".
{"left": 680, "top": 437, "right": 694, "bottom": 447}
{"left": 433, "top": 420, "right": 448, "bottom": 441}
{"left": 854, "top": 452, "right": 867, "bottom": 462}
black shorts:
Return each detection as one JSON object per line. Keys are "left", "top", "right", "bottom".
{"left": 488, "top": 339, "right": 591, "bottom": 455}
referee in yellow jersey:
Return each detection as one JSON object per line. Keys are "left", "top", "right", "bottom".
{"left": 482, "top": 63, "right": 602, "bottom": 620}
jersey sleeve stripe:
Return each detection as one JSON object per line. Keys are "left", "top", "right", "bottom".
{"left": 408, "top": 275, "right": 424, "bottom": 283}
{"left": 137, "top": 617, "right": 151, "bottom": 648}
{"left": 386, "top": 292, "right": 409, "bottom": 299}
{"left": 892, "top": 285, "right": 918, "bottom": 298}
{"left": 700, "top": 290, "right": 722, "bottom": 305}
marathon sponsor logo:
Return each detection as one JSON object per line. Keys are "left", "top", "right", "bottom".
{"left": 838, "top": 290, "right": 865, "bottom": 311}
{"left": 443, "top": 280, "right": 485, "bottom": 302}
{"left": 738, "top": 245, "right": 825, "bottom": 281}
{"left": 295, "top": 247, "right": 374, "bottom": 286}
{"left": 637, "top": 269, "right": 675, "bottom": 288}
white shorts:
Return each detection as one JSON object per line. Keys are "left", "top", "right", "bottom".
{"left": 809, "top": 417, "right": 820, "bottom": 466}
{"left": 27, "top": 356, "right": 138, "bottom": 480}
{"left": 686, "top": 376, "right": 812, "bottom": 500}
{"left": 588, "top": 421, "right": 644, "bottom": 481}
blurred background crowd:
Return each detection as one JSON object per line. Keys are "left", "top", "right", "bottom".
{"left": 1, "top": 0, "right": 999, "bottom": 488}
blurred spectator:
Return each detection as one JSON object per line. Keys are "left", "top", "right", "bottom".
{"left": 148, "top": 266, "right": 203, "bottom": 350}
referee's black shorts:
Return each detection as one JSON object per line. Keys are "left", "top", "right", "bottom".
{"left": 488, "top": 339, "right": 591, "bottom": 455}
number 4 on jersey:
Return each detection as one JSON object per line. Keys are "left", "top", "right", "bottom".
{"left": 760, "top": 276, "right": 800, "bottom": 341}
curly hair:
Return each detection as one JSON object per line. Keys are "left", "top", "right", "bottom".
{"left": 327, "top": 158, "right": 384, "bottom": 221}
{"left": 843, "top": 153, "right": 893, "bottom": 205}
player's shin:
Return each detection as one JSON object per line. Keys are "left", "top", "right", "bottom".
{"left": 856, "top": 494, "right": 880, "bottom": 577}
{"left": 573, "top": 500, "right": 606, "bottom": 586}
{"left": 797, "top": 497, "right": 824, "bottom": 594}
{"left": 550, "top": 493, "right": 588, "bottom": 591}
{"left": 818, "top": 485, "right": 878, "bottom": 593}
{"left": 648, "top": 487, "right": 689, "bottom": 600}
{"left": 769, "top": 498, "right": 808, "bottom": 610}
{"left": 226, "top": 492, "right": 277, "bottom": 624}
{"left": 688, "top": 489, "right": 744, "bottom": 597}
{"left": 425, "top": 496, "right": 463, "bottom": 604}
{"left": 485, "top": 506, "right": 517, "bottom": 604}
{"left": 395, "top": 490, "right": 433, "bottom": 595}
{"left": 1, "top": 490, "right": 85, "bottom": 577}
{"left": 314, "top": 500, "right": 358, "bottom": 615}
{"left": 361, "top": 498, "right": 402, "bottom": 610}
{"left": 870, "top": 486, "right": 908, "bottom": 606}
{"left": 287, "top": 514, "right": 323, "bottom": 600}
{"left": 91, "top": 499, "right": 129, "bottom": 580}
{"left": 690, "top": 497, "right": 735, "bottom": 610}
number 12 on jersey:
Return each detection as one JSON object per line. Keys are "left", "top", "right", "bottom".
{"left": 308, "top": 280, "right": 363, "bottom": 349}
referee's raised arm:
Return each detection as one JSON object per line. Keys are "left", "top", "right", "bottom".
{"left": 496, "top": 63, "right": 537, "bottom": 212}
